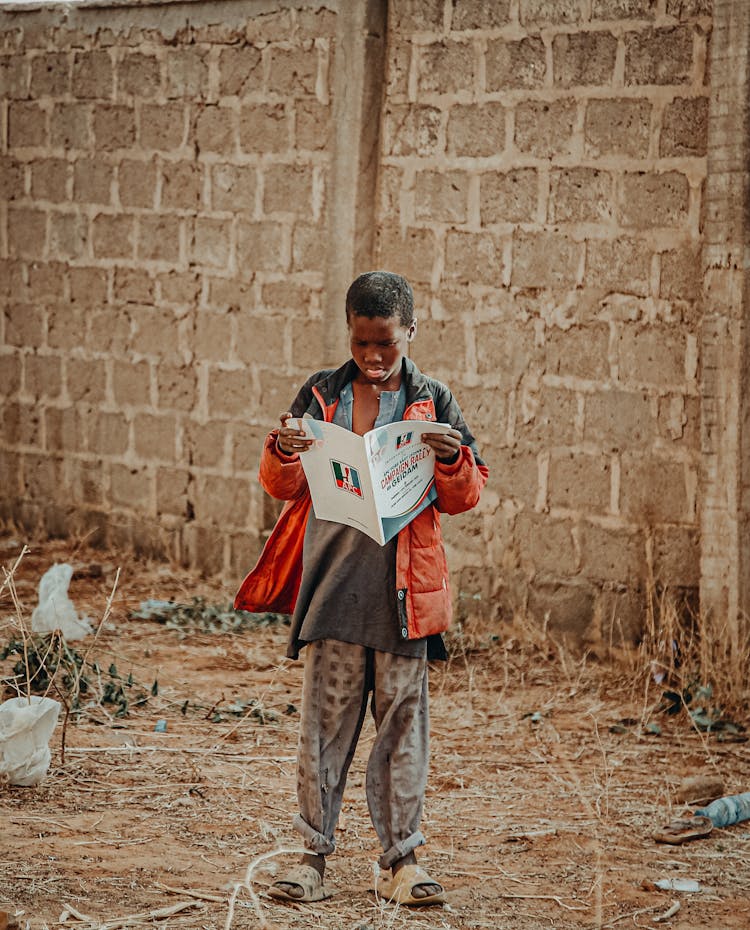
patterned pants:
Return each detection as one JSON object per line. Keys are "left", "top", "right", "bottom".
{"left": 292, "top": 639, "right": 429, "bottom": 870}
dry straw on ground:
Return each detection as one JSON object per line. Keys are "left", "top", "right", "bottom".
{"left": 0, "top": 532, "right": 749, "bottom": 930}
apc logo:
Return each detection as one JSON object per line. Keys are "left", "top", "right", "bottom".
{"left": 331, "top": 461, "right": 363, "bottom": 497}
{"left": 395, "top": 432, "right": 413, "bottom": 449}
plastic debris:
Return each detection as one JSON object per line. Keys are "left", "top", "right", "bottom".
{"left": 0, "top": 696, "right": 61, "bottom": 786}
{"left": 654, "top": 878, "right": 701, "bottom": 893}
{"left": 694, "top": 792, "right": 750, "bottom": 828}
{"left": 31, "top": 563, "right": 93, "bottom": 640}
{"left": 154, "top": 719, "right": 168, "bottom": 733}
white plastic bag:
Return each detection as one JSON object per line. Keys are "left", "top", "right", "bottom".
{"left": 0, "top": 696, "right": 61, "bottom": 786}
{"left": 31, "top": 563, "right": 93, "bottom": 640}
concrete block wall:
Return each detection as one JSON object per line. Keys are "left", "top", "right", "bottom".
{"left": 377, "top": 0, "right": 710, "bottom": 641}
{"left": 0, "top": 0, "right": 729, "bottom": 645}
{"left": 0, "top": 3, "right": 337, "bottom": 579}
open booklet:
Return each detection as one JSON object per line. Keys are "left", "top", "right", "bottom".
{"left": 291, "top": 417, "right": 454, "bottom": 545}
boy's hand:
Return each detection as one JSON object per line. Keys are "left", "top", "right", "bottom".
{"left": 422, "top": 428, "right": 462, "bottom": 462}
{"left": 277, "top": 412, "right": 315, "bottom": 455}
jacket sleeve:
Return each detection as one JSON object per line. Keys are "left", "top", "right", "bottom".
{"left": 258, "top": 431, "right": 309, "bottom": 501}
{"left": 431, "top": 385, "right": 488, "bottom": 515}
{"left": 257, "top": 374, "right": 323, "bottom": 501}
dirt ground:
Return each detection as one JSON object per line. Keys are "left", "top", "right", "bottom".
{"left": 1, "top": 533, "right": 749, "bottom": 930}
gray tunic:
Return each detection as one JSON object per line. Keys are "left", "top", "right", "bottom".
{"left": 287, "top": 382, "right": 427, "bottom": 661}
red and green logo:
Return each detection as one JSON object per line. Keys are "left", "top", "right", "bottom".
{"left": 331, "top": 460, "right": 362, "bottom": 497}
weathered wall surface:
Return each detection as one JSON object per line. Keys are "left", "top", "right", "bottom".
{"left": 0, "top": 0, "right": 720, "bottom": 644}
{"left": 1, "top": 1, "right": 339, "bottom": 580}
{"left": 376, "top": 0, "right": 710, "bottom": 641}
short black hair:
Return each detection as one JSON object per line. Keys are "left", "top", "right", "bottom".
{"left": 345, "top": 271, "right": 415, "bottom": 327}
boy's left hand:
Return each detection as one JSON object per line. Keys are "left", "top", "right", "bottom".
{"left": 422, "top": 428, "right": 462, "bottom": 462}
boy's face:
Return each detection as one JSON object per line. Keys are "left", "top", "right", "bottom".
{"left": 348, "top": 313, "right": 415, "bottom": 387}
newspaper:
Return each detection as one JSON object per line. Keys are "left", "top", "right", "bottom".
{"left": 292, "top": 417, "right": 453, "bottom": 545}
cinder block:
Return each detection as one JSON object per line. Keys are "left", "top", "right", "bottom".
{"left": 74, "top": 159, "right": 113, "bottom": 205}
{"left": 113, "top": 359, "right": 151, "bottom": 407}
{"left": 156, "top": 466, "right": 190, "bottom": 516}
{"left": 443, "top": 228, "right": 500, "bottom": 286}
{"left": 475, "top": 319, "right": 536, "bottom": 386}
{"left": 8, "top": 102, "right": 47, "bottom": 148}
{"left": 190, "top": 217, "right": 231, "bottom": 269}
{"left": 652, "top": 524, "right": 699, "bottom": 587}
{"left": 585, "top": 389, "right": 655, "bottom": 450}
{"left": 660, "top": 245, "right": 702, "bottom": 300}
{"left": 236, "top": 220, "right": 287, "bottom": 272}
{"left": 296, "top": 100, "right": 332, "bottom": 151}
{"left": 8, "top": 208, "right": 46, "bottom": 260}
{"left": 586, "top": 238, "right": 651, "bottom": 296}
{"left": 618, "top": 324, "right": 686, "bottom": 386}
{"left": 514, "top": 100, "right": 577, "bottom": 158}
{"left": 130, "top": 306, "right": 179, "bottom": 358}
{"left": 0, "top": 156, "right": 25, "bottom": 201}
{"left": 118, "top": 53, "right": 161, "bottom": 98}
{"left": 156, "top": 364, "right": 197, "bottom": 412}
{"left": 137, "top": 215, "right": 181, "bottom": 263}
{"left": 140, "top": 104, "right": 186, "bottom": 150}
{"left": 620, "top": 454, "right": 689, "bottom": 523}
{"left": 184, "top": 418, "right": 228, "bottom": 468}
{"left": 49, "top": 212, "right": 88, "bottom": 261}
{"left": 390, "top": 0, "right": 444, "bottom": 32}
{"left": 31, "top": 158, "right": 69, "bottom": 203}
{"left": 194, "top": 474, "right": 250, "bottom": 525}
{"left": 66, "top": 358, "right": 106, "bottom": 403}
{"left": 384, "top": 104, "right": 442, "bottom": 157}
{"left": 0, "top": 354, "right": 22, "bottom": 396}
{"left": 414, "top": 169, "right": 469, "bottom": 223}
{"left": 30, "top": 52, "right": 71, "bottom": 97}
{"left": 158, "top": 270, "right": 201, "bottom": 305}
{"left": 218, "top": 46, "right": 263, "bottom": 96}
{"left": 549, "top": 167, "right": 614, "bottom": 224}
{"left": 118, "top": 160, "right": 157, "bottom": 209}
{"left": 212, "top": 163, "right": 256, "bottom": 212}
{"left": 584, "top": 98, "right": 651, "bottom": 157}
{"left": 72, "top": 50, "right": 113, "bottom": 99}
{"left": 621, "top": 171, "right": 690, "bottom": 228}
{"left": 480, "top": 168, "right": 537, "bottom": 225}
{"left": 50, "top": 102, "right": 91, "bottom": 150}
{"left": 91, "top": 410, "right": 130, "bottom": 456}
{"left": 511, "top": 230, "right": 581, "bottom": 288}
{"left": 552, "top": 31, "right": 618, "bottom": 87}
{"left": 92, "top": 213, "right": 134, "bottom": 259}
{"left": 624, "top": 26, "right": 693, "bottom": 85}
{"left": 45, "top": 406, "right": 83, "bottom": 454}
{"left": 94, "top": 105, "right": 136, "bottom": 151}
{"left": 263, "top": 163, "right": 314, "bottom": 214}
{"left": 3, "top": 401, "right": 42, "bottom": 447}
{"left": 166, "top": 47, "right": 209, "bottom": 99}
{"left": 520, "top": 0, "right": 582, "bottom": 25}
{"left": 292, "top": 223, "right": 327, "bottom": 272}
{"left": 70, "top": 266, "right": 108, "bottom": 306}
{"left": 549, "top": 451, "right": 611, "bottom": 513}
{"left": 418, "top": 39, "right": 475, "bottom": 94}
{"left": 133, "top": 412, "right": 177, "bottom": 461}
{"left": 410, "top": 319, "right": 467, "bottom": 374}
{"left": 236, "top": 314, "right": 286, "bottom": 363}
{"left": 516, "top": 512, "right": 578, "bottom": 575}
{"left": 194, "top": 106, "right": 236, "bottom": 155}
{"left": 452, "top": 0, "right": 511, "bottom": 30}
{"left": 160, "top": 160, "right": 203, "bottom": 210}
{"left": 110, "top": 463, "right": 152, "bottom": 509}
{"left": 485, "top": 36, "right": 546, "bottom": 90}
{"left": 239, "top": 104, "right": 289, "bottom": 153}
{"left": 660, "top": 96, "right": 709, "bottom": 157}
{"left": 0, "top": 55, "right": 29, "bottom": 98}
{"left": 377, "top": 223, "right": 436, "bottom": 284}
{"left": 267, "top": 45, "right": 319, "bottom": 96}
{"left": 114, "top": 267, "right": 154, "bottom": 303}
{"left": 208, "top": 367, "right": 252, "bottom": 418}
{"left": 579, "top": 521, "right": 646, "bottom": 583}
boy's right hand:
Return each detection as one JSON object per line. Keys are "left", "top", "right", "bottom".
{"left": 277, "top": 412, "right": 315, "bottom": 455}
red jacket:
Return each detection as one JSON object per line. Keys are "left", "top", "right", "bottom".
{"left": 235, "top": 358, "right": 488, "bottom": 641}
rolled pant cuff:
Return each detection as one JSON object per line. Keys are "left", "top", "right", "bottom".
{"left": 378, "top": 831, "right": 426, "bottom": 870}
{"left": 292, "top": 814, "right": 336, "bottom": 856}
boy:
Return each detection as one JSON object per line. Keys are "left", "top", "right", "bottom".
{"left": 235, "top": 271, "right": 487, "bottom": 905}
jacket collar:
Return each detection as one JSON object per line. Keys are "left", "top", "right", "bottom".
{"left": 312, "top": 356, "right": 432, "bottom": 408}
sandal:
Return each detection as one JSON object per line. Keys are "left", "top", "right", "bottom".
{"left": 653, "top": 815, "right": 714, "bottom": 845}
{"left": 267, "top": 864, "right": 331, "bottom": 902}
{"left": 375, "top": 864, "right": 446, "bottom": 907}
